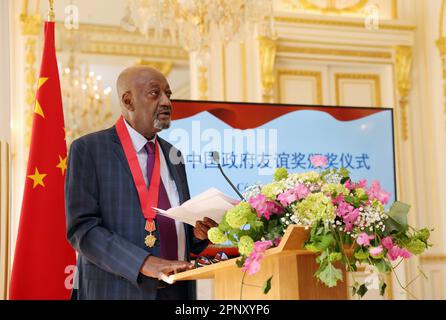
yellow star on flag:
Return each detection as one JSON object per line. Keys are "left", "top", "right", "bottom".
{"left": 34, "top": 77, "right": 48, "bottom": 118}
{"left": 56, "top": 155, "right": 67, "bottom": 176}
{"left": 27, "top": 167, "right": 47, "bottom": 189}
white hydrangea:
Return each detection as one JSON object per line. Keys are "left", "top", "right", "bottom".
{"left": 284, "top": 171, "right": 320, "bottom": 189}
{"left": 242, "top": 184, "right": 262, "bottom": 200}
{"left": 356, "top": 205, "right": 388, "bottom": 232}
{"left": 324, "top": 172, "right": 343, "bottom": 184}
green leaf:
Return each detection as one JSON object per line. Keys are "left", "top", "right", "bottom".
{"left": 317, "top": 263, "right": 343, "bottom": 288}
{"left": 316, "top": 250, "right": 329, "bottom": 265}
{"left": 375, "top": 260, "right": 391, "bottom": 273}
{"left": 263, "top": 276, "right": 273, "bottom": 295}
{"left": 416, "top": 228, "right": 431, "bottom": 242}
{"left": 305, "top": 243, "right": 321, "bottom": 253}
{"left": 405, "top": 239, "right": 427, "bottom": 255}
{"left": 357, "top": 284, "right": 368, "bottom": 298}
{"left": 339, "top": 167, "right": 350, "bottom": 178}
{"left": 218, "top": 216, "right": 231, "bottom": 232}
{"left": 354, "top": 248, "right": 370, "bottom": 260}
{"left": 379, "top": 281, "right": 387, "bottom": 296}
{"left": 345, "top": 195, "right": 359, "bottom": 207}
{"left": 329, "top": 252, "right": 342, "bottom": 262}
{"left": 236, "top": 257, "right": 245, "bottom": 268}
{"left": 385, "top": 201, "right": 410, "bottom": 233}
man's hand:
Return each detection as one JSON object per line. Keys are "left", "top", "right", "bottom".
{"left": 194, "top": 217, "right": 219, "bottom": 240}
{"left": 140, "top": 256, "right": 194, "bottom": 281}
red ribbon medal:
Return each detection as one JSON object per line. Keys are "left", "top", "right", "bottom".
{"left": 115, "top": 116, "right": 161, "bottom": 247}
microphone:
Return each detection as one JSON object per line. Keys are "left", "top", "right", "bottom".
{"left": 211, "top": 151, "right": 246, "bottom": 201}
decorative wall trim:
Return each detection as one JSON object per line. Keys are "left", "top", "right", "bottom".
{"left": 240, "top": 43, "right": 247, "bottom": 102}
{"left": 420, "top": 254, "right": 446, "bottom": 263}
{"left": 274, "top": 16, "right": 416, "bottom": 31}
{"left": 436, "top": 0, "right": 446, "bottom": 119}
{"left": 277, "top": 45, "right": 392, "bottom": 60}
{"left": 394, "top": 45, "right": 413, "bottom": 141}
{"left": 283, "top": 0, "right": 369, "bottom": 14}
{"left": 392, "top": 0, "right": 398, "bottom": 20}
{"left": 0, "top": 141, "right": 11, "bottom": 300}
{"left": 135, "top": 60, "right": 173, "bottom": 77}
{"left": 335, "top": 73, "right": 382, "bottom": 106}
{"left": 55, "top": 22, "right": 188, "bottom": 61}
{"left": 277, "top": 69, "right": 323, "bottom": 105}
{"left": 259, "top": 36, "right": 277, "bottom": 103}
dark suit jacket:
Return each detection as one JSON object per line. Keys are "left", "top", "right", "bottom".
{"left": 65, "top": 126, "right": 207, "bottom": 300}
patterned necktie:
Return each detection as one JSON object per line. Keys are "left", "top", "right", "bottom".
{"left": 145, "top": 141, "right": 178, "bottom": 260}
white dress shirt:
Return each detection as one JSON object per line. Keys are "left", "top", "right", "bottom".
{"left": 124, "top": 119, "right": 186, "bottom": 261}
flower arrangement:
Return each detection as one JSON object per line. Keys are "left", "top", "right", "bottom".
{"left": 207, "top": 156, "right": 432, "bottom": 298}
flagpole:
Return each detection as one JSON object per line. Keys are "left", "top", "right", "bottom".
{"left": 48, "top": 0, "right": 55, "bottom": 22}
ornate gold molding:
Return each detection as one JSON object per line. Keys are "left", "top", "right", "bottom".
{"left": 277, "top": 45, "right": 392, "bottom": 60}
{"left": 0, "top": 141, "right": 11, "bottom": 300}
{"left": 277, "top": 69, "right": 323, "bottom": 104}
{"left": 221, "top": 46, "right": 227, "bottom": 101}
{"left": 284, "top": 0, "right": 368, "bottom": 14}
{"left": 20, "top": 0, "right": 41, "bottom": 36}
{"left": 259, "top": 36, "right": 277, "bottom": 103}
{"left": 55, "top": 23, "right": 188, "bottom": 61}
{"left": 392, "top": 0, "right": 398, "bottom": 20}
{"left": 135, "top": 60, "right": 173, "bottom": 77}
{"left": 198, "top": 66, "right": 209, "bottom": 101}
{"left": 274, "top": 16, "right": 416, "bottom": 31}
{"left": 437, "top": 0, "right": 446, "bottom": 119}
{"left": 335, "top": 73, "right": 382, "bottom": 107}
{"left": 241, "top": 43, "right": 247, "bottom": 102}
{"left": 394, "top": 45, "right": 413, "bottom": 141}
{"left": 420, "top": 254, "right": 446, "bottom": 263}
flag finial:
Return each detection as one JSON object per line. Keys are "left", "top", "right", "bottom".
{"left": 48, "top": 0, "right": 55, "bottom": 22}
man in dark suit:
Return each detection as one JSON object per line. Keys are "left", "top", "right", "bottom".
{"left": 65, "top": 66, "right": 217, "bottom": 300}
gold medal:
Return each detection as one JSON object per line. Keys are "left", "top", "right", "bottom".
{"left": 146, "top": 220, "right": 156, "bottom": 232}
{"left": 145, "top": 233, "right": 157, "bottom": 248}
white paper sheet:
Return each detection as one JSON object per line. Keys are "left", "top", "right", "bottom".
{"left": 153, "top": 188, "right": 239, "bottom": 226}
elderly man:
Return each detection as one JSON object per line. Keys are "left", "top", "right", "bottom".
{"left": 65, "top": 66, "right": 217, "bottom": 300}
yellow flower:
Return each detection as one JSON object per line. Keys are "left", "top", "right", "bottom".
{"left": 225, "top": 202, "right": 254, "bottom": 229}
{"left": 293, "top": 192, "right": 335, "bottom": 224}
{"left": 239, "top": 235, "right": 254, "bottom": 256}
{"left": 208, "top": 227, "right": 228, "bottom": 244}
{"left": 261, "top": 181, "right": 285, "bottom": 200}
{"left": 322, "top": 183, "right": 350, "bottom": 197}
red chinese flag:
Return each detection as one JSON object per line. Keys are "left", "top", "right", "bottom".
{"left": 9, "top": 22, "right": 76, "bottom": 300}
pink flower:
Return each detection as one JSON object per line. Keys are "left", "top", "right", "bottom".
{"left": 242, "top": 240, "right": 273, "bottom": 275}
{"left": 277, "top": 189, "right": 297, "bottom": 207}
{"left": 332, "top": 193, "right": 345, "bottom": 205}
{"left": 310, "top": 155, "right": 327, "bottom": 168}
{"left": 249, "top": 194, "right": 283, "bottom": 220}
{"left": 249, "top": 193, "right": 266, "bottom": 210}
{"left": 369, "top": 246, "right": 383, "bottom": 257}
{"left": 387, "top": 246, "right": 400, "bottom": 261}
{"left": 277, "top": 184, "right": 309, "bottom": 207}
{"left": 387, "top": 245, "right": 412, "bottom": 261}
{"left": 253, "top": 240, "right": 274, "bottom": 252}
{"left": 273, "top": 237, "right": 282, "bottom": 247}
{"left": 399, "top": 248, "right": 412, "bottom": 259}
{"left": 294, "top": 184, "right": 310, "bottom": 199}
{"left": 367, "top": 181, "right": 391, "bottom": 205}
{"left": 356, "top": 233, "right": 375, "bottom": 247}
{"left": 345, "top": 179, "right": 368, "bottom": 191}
{"left": 343, "top": 208, "right": 360, "bottom": 232}
{"left": 335, "top": 199, "right": 360, "bottom": 232}
{"left": 381, "top": 236, "right": 394, "bottom": 250}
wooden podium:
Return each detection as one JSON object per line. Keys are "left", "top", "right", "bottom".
{"left": 170, "top": 225, "right": 348, "bottom": 300}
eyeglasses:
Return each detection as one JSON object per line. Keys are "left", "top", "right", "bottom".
{"left": 194, "top": 252, "right": 229, "bottom": 268}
